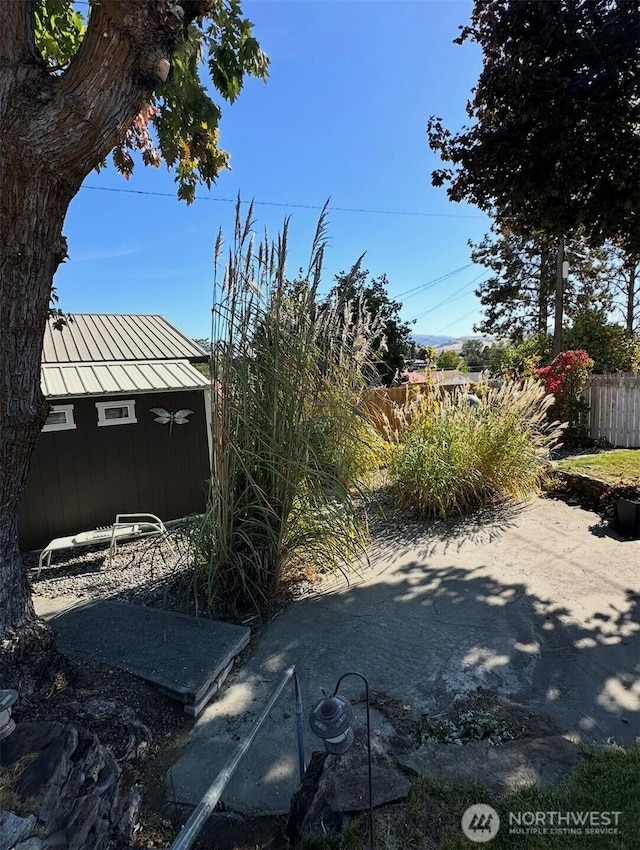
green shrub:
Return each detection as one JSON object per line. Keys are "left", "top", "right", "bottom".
{"left": 389, "top": 379, "right": 564, "bottom": 517}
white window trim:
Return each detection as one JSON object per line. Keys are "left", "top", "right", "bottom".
{"left": 95, "top": 399, "right": 137, "bottom": 427}
{"left": 43, "top": 404, "right": 76, "bottom": 433}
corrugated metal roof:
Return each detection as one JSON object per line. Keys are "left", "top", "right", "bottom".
{"left": 41, "top": 360, "right": 208, "bottom": 398}
{"left": 43, "top": 314, "right": 208, "bottom": 363}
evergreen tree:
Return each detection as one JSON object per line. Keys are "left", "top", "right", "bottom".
{"left": 472, "top": 227, "right": 614, "bottom": 340}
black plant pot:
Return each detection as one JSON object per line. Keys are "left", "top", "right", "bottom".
{"left": 616, "top": 498, "right": 640, "bottom": 535}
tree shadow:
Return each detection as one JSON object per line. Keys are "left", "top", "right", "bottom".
{"left": 165, "top": 512, "right": 640, "bottom": 812}
{"left": 29, "top": 496, "right": 640, "bottom": 815}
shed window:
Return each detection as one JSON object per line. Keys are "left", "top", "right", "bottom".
{"left": 43, "top": 404, "right": 76, "bottom": 433}
{"left": 96, "top": 399, "right": 137, "bottom": 427}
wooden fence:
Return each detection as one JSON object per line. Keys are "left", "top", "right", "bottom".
{"left": 363, "top": 385, "right": 429, "bottom": 438}
{"left": 584, "top": 373, "right": 640, "bottom": 448}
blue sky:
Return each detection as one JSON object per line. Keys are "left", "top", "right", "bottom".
{"left": 56, "top": 0, "right": 492, "bottom": 341}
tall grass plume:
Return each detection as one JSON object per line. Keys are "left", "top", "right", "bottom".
{"left": 187, "top": 201, "right": 383, "bottom": 615}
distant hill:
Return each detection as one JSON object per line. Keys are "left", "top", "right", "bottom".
{"left": 412, "top": 334, "right": 496, "bottom": 353}
{"left": 411, "top": 334, "right": 456, "bottom": 347}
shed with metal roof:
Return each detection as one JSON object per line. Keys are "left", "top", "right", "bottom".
{"left": 20, "top": 315, "right": 212, "bottom": 552}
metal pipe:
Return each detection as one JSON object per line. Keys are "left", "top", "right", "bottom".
{"left": 333, "top": 672, "right": 375, "bottom": 850}
{"left": 170, "top": 665, "right": 296, "bottom": 850}
{"left": 293, "top": 670, "right": 306, "bottom": 782}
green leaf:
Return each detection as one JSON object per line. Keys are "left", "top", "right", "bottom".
{"left": 34, "top": 0, "right": 85, "bottom": 69}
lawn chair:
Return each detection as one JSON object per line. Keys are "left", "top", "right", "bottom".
{"left": 36, "top": 512, "right": 174, "bottom": 579}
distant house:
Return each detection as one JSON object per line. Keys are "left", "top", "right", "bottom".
{"left": 402, "top": 370, "right": 431, "bottom": 385}
{"left": 433, "top": 369, "right": 486, "bottom": 389}
{"left": 19, "top": 314, "right": 212, "bottom": 551}
{"left": 401, "top": 369, "right": 486, "bottom": 389}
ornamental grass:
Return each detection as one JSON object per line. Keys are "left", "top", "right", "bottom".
{"left": 185, "top": 202, "right": 383, "bottom": 615}
{"left": 389, "top": 379, "right": 564, "bottom": 518}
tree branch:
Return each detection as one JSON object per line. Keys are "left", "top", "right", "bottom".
{"left": 0, "top": 2, "right": 51, "bottom": 158}
{"left": 43, "top": 0, "right": 186, "bottom": 180}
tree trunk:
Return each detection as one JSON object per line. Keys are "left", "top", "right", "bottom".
{"left": 0, "top": 167, "right": 75, "bottom": 636}
{"left": 625, "top": 256, "right": 637, "bottom": 334}
{"left": 0, "top": 1, "right": 195, "bottom": 638}
{"left": 537, "top": 238, "right": 550, "bottom": 334}
{"left": 552, "top": 236, "right": 565, "bottom": 357}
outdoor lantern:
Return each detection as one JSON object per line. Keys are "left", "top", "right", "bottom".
{"left": 0, "top": 689, "right": 18, "bottom": 740}
{"left": 309, "top": 672, "right": 375, "bottom": 848}
{"left": 308, "top": 693, "right": 355, "bottom": 755}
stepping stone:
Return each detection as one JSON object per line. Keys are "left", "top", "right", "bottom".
{"left": 50, "top": 601, "right": 250, "bottom": 717}
{"left": 398, "top": 735, "right": 582, "bottom": 793}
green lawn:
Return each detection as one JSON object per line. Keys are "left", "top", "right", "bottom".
{"left": 302, "top": 746, "right": 640, "bottom": 850}
{"left": 557, "top": 450, "right": 640, "bottom": 486}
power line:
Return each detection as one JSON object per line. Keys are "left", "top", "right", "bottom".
{"left": 396, "top": 264, "right": 474, "bottom": 300}
{"left": 433, "top": 306, "right": 482, "bottom": 336}
{"left": 80, "top": 184, "right": 485, "bottom": 220}
{"left": 410, "top": 273, "right": 487, "bottom": 323}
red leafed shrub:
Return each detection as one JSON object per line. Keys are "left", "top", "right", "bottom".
{"left": 537, "top": 350, "right": 594, "bottom": 446}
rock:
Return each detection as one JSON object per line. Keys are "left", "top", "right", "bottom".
{"left": 0, "top": 722, "right": 142, "bottom": 850}
{"left": 398, "top": 735, "right": 581, "bottom": 793}
{"left": 13, "top": 839, "right": 44, "bottom": 850}
{"left": 59, "top": 698, "right": 152, "bottom": 762}
{"left": 0, "top": 811, "right": 36, "bottom": 850}
{"left": 288, "top": 723, "right": 413, "bottom": 846}
{"left": 287, "top": 752, "right": 335, "bottom": 847}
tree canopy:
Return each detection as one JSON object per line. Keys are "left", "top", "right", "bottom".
{"left": 33, "top": 0, "right": 269, "bottom": 202}
{"left": 436, "top": 350, "right": 464, "bottom": 370}
{"left": 565, "top": 310, "right": 640, "bottom": 374}
{"left": 427, "top": 0, "right": 640, "bottom": 253}
{"left": 460, "top": 339, "right": 485, "bottom": 368}
{"left": 323, "top": 267, "right": 412, "bottom": 387}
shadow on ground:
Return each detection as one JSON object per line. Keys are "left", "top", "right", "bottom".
{"left": 167, "top": 498, "right": 640, "bottom": 815}
{"left": 29, "top": 497, "right": 640, "bottom": 821}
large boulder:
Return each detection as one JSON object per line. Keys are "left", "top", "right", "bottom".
{"left": 0, "top": 721, "right": 143, "bottom": 850}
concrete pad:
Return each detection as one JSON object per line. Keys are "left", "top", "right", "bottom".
{"left": 168, "top": 497, "right": 640, "bottom": 815}
{"left": 48, "top": 601, "right": 249, "bottom": 716}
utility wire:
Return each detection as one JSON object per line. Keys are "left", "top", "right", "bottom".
{"left": 80, "top": 184, "right": 485, "bottom": 220}
{"left": 410, "top": 272, "right": 487, "bottom": 323}
{"left": 433, "top": 306, "right": 482, "bottom": 336}
{"left": 396, "top": 264, "right": 474, "bottom": 300}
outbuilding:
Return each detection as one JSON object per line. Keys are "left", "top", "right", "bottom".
{"left": 19, "top": 314, "right": 212, "bottom": 551}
